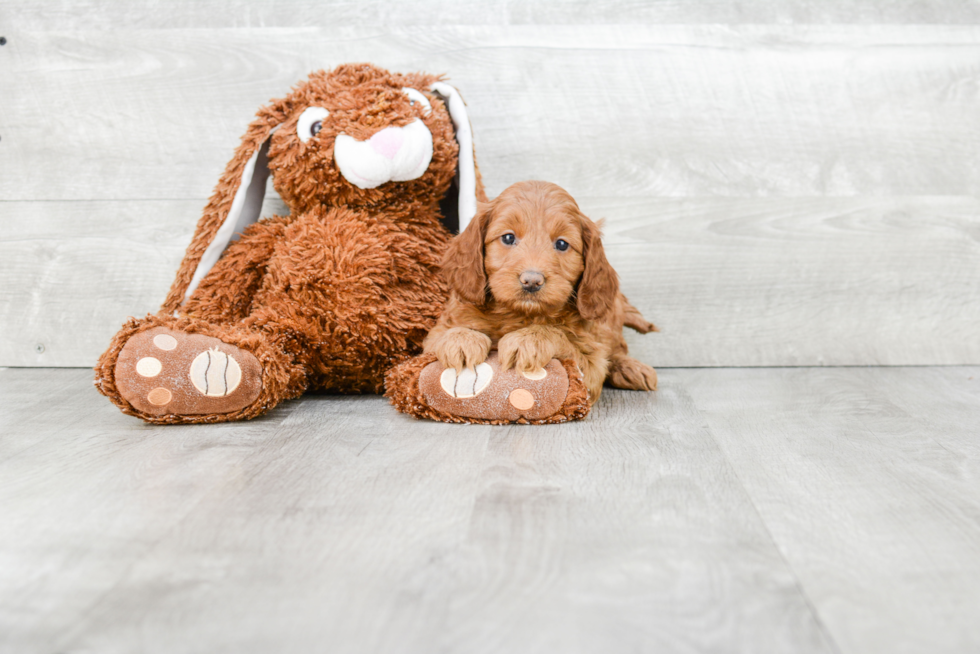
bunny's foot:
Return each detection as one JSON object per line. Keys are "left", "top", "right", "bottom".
{"left": 385, "top": 351, "right": 591, "bottom": 424}
{"left": 113, "top": 327, "right": 263, "bottom": 417}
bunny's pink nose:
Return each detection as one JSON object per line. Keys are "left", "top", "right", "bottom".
{"left": 368, "top": 128, "right": 404, "bottom": 160}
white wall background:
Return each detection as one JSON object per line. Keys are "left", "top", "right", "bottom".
{"left": 2, "top": 1, "right": 979, "bottom": 367}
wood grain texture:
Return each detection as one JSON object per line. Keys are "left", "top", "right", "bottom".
{"left": 3, "top": 21, "right": 979, "bottom": 368}
{"left": 598, "top": 195, "right": 980, "bottom": 367}
{"left": 678, "top": 365, "right": 980, "bottom": 654}
{"left": 431, "top": 389, "right": 831, "bottom": 654}
{"left": 9, "top": 0, "right": 980, "bottom": 29}
{"left": 3, "top": 196, "right": 976, "bottom": 367}
{"left": 0, "top": 368, "right": 835, "bottom": 654}
{"left": 0, "top": 197, "right": 287, "bottom": 367}
{"left": 0, "top": 369, "right": 302, "bottom": 654}
{"left": 3, "top": 26, "right": 980, "bottom": 200}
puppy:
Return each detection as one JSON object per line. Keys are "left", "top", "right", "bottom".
{"left": 423, "top": 180, "right": 658, "bottom": 404}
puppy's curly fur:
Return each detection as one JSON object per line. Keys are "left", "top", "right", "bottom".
{"left": 424, "top": 180, "right": 658, "bottom": 404}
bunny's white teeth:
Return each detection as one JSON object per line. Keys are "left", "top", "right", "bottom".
{"left": 334, "top": 119, "right": 433, "bottom": 189}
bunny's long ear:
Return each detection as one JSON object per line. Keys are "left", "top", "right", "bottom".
{"left": 161, "top": 100, "right": 291, "bottom": 314}
{"left": 430, "top": 82, "right": 486, "bottom": 234}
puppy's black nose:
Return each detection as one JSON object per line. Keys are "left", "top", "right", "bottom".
{"left": 519, "top": 271, "right": 545, "bottom": 293}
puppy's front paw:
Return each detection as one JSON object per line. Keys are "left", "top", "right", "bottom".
{"left": 433, "top": 327, "right": 491, "bottom": 371}
{"left": 498, "top": 330, "right": 556, "bottom": 372}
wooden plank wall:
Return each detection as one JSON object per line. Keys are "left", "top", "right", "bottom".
{"left": 2, "top": 2, "right": 979, "bottom": 367}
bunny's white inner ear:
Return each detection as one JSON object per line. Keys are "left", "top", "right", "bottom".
{"left": 430, "top": 82, "right": 477, "bottom": 233}
{"left": 182, "top": 129, "right": 277, "bottom": 305}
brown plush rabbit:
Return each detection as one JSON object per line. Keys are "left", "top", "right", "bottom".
{"left": 95, "top": 63, "right": 487, "bottom": 424}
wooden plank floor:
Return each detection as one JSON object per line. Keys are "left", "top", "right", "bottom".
{"left": 1, "top": 367, "right": 977, "bottom": 653}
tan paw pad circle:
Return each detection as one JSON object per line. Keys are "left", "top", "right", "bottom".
{"left": 508, "top": 388, "right": 536, "bottom": 411}
{"left": 135, "top": 357, "right": 162, "bottom": 377}
{"left": 440, "top": 362, "right": 493, "bottom": 398}
{"left": 189, "top": 348, "right": 242, "bottom": 397}
{"left": 153, "top": 334, "right": 178, "bottom": 351}
{"left": 147, "top": 387, "right": 172, "bottom": 406}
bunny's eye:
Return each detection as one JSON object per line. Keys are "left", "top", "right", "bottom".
{"left": 402, "top": 88, "right": 432, "bottom": 115}
{"left": 555, "top": 239, "right": 570, "bottom": 251}
{"left": 297, "top": 106, "right": 329, "bottom": 143}
{"left": 501, "top": 233, "right": 516, "bottom": 246}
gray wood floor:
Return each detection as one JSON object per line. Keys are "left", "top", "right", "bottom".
{"left": 1, "top": 366, "right": 977, "bottom": 653}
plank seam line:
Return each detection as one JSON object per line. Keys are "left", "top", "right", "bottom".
{"left": 679, "top": 383, "right": 845, "bottom": 654}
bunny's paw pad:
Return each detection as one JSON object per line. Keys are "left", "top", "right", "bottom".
{"left": 115, "top": 327, "right": 262, "bottom": 416}
{"left": 419, "top": 351, "right": 569, "bottom": 422}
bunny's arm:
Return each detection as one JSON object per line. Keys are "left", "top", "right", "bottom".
{"left": 179, "top": 216, "right": 289, "bottom": 323}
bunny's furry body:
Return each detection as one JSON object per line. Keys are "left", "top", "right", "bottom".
{"left": 96, "top": 64, "right": 486, "bottom": 423}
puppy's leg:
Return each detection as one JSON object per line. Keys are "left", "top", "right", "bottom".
{"left": 497, "top": 325, "right": 571, "bottom": 372}
{"left": 499, "top": 326, "right": 614, "bottom": 404}
{"left": 607, "top": 356, "right": 658, "bottom": 391}
{"left": 621, "top": 295, "right": 658, "bottom": 334}
{"left": 577, "top": 357, "right": 611, "bottom": 405}
{"left": 424, "top": 326, "right": 492, "bottom": 371}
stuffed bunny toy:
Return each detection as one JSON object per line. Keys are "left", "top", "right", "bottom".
{"left": 95, "top": 63, "right": 488, "bottom": 424}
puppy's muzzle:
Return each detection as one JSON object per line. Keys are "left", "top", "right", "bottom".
{"left": 519, "top": 271, "right": 545, "bottom": 294}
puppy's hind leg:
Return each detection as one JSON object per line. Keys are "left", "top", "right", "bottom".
{"left": 620, "top": 295, "right": 659, "bottom": 333}
{"left": 607, "top": 356, "right": 658, "bottom": 391}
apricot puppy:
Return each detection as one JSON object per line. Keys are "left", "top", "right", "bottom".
{"left": 424, "top": 180, "right": 658, "bottom": 404}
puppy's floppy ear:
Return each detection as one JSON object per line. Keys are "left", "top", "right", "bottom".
{"left": 441, "top": 201, "right": 492, "bottom": 304}
{"left": 576, "top": 216, "right": 619, "bottom": 321}
{"left": 161, "top": 97, "right": 292, "bottom": 314}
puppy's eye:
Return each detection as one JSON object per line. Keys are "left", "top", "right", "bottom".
{"left": 297, "top": 106, "right": 329, "bottom": 144}
{"left": 555, "top": 239, "right": 570, "bottom": 251}
{"left": 501, "top": 233, "right": 516, "bottom": 246}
